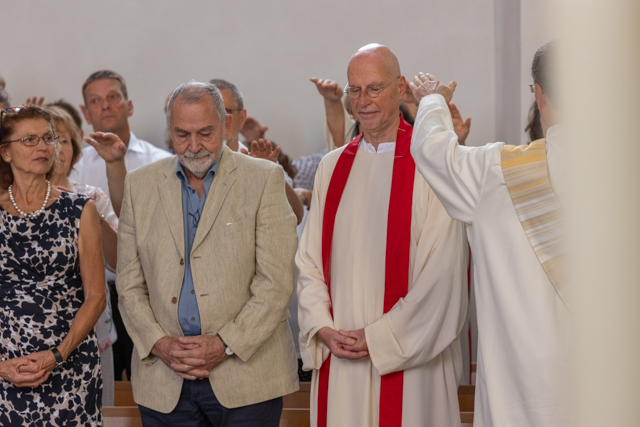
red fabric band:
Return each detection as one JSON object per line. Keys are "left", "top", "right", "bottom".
{"left": 318, "top": 118, "right": 415, "bottom": 427}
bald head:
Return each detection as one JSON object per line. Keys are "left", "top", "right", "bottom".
{"left": 346, "top": 44, "right": 406, "bottom": 143}
{"left": 348, "top": 44, "right": 401, "bottom": 79}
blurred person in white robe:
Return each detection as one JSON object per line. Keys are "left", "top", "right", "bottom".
{"left": 409, "top": 41, "right": 569, "bottom": 427}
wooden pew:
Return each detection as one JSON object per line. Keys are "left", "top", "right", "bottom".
{"left": 114, "top": 381, "right": 136, "bottom": 406}
{"left": 459, "top": 384, "right": 475, "bottom": 426}
{"left": 461, "top": 411, "right": 474, "bottom": 426}
{"left": 109, "top": 381, "right": 471, "bottom": 426}
{"left": 279, "top": 408, "right": 311, "bottom": 427}
{"left": 103, "top": 406, "right": 142, "bottom": 427}
{"left": 283, "top": 382, "right": 311, "bottom": 408}
{"left": 458, "top": 384, "right": 475, "bottom": 412}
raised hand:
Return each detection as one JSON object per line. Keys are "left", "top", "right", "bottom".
{"left": 240, "top": 116, "right": 268, "bottom": 141}
{"left": 310, "top": 77, "right": 343, "bottom": 102}
{"left": 84, "top": 132, "right": 127, "bottom": 163}
{"left": 317, "top": 327, "right": 368, "bottom": 360}
{"left": 25, "top": 96, "right": 45, "bottom": 107}
{"left": 246, "top": 139, "right": 280, "bottom": 163}
{"left": 294, "top": 188, "right": 312, "bottom": 208}
{"left": 449, "top": 103, "right": 472, "bottom": 145}
{"left": 409, "top": 72, "right": 457, "bottom": 104}
{"left": 402, "top": 85, "right": 419, "bottom": 106}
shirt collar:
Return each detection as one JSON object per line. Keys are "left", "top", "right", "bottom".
{"left": 175, "top": 153, "right": 221, "bottom": 185}
{"left": 237, "top": 140, "right": 248, "bottom": 152}
{"left": 359, "top": 138, "right": 396, "bottom": 154}
{"left": 127, "top": 132, "right": 145, "bottom": 153}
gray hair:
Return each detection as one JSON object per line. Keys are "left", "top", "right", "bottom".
{"left": 209, "top": 78, "right": 244, "bottom": 110}
{"left": 166, "top": 80, "right": 227, "bottom": 127}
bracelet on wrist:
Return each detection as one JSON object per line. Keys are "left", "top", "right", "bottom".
{"left": 51, "top": 347, "right": 64, "bottom": 367}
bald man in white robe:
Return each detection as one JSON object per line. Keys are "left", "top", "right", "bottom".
{"left": 297, "top": 44, "right": 468, "bottom": 427}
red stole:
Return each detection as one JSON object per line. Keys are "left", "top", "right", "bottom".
{"left": 318, "top": 118, "right": 415, "bottom": 427}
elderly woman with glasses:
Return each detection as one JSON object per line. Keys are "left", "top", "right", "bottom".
{"left": 0, "top": 106, "right": 106, "bottom": 425}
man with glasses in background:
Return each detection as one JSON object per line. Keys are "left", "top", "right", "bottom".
{"left": 296, "top": 44, "right": 468, "bottom": 427}
{"left": 210, "top": 78, "right": 303, "bottom": 224}
{"left": 71, "top": 70, "right": 171, "bottom": 383}
{"left": 208, "top": 79, "right": 248, "bottom": 154}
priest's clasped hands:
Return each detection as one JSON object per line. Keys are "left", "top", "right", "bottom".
{"left": 317, "top": 327, "right": 369, "bottom": 360}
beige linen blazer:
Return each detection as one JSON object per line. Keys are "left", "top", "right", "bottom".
{"left": 116, "top": 146, "right": 299, "bottom": 413}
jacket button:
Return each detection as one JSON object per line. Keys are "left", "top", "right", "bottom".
{"left": 171, "top": 297, "right": 178, "bottom": 304}
{"left": 180, "top": 258, "right": 184, "bottom": 265}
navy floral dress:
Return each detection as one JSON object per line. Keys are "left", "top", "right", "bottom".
{"left": 0, "top": 192, "right": 102, "bottom": 426}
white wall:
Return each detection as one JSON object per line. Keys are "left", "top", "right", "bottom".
{"left": 1, "top": 0, "right": 497, "bottom": 157}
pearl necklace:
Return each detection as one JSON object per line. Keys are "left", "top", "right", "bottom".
{"left": 8, "top": 180, "right": 51, "bottom": 219}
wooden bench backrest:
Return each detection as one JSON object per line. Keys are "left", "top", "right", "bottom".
{"left": 103, "top": 406, "right": 142, "bottom": 427}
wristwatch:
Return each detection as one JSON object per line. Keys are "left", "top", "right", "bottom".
{"left": 218, "top": 336, "right": 234, "bottom": 356}
{"left": 51, "top": 347, "right": 65, "bottom": 367}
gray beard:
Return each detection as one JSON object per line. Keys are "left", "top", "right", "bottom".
{"left": 178, "top": 149, "right": 218, "bottom": 178}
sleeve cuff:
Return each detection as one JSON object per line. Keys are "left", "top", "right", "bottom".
{"left": 302, "top": 320, "right": 335, "bottom": 370}
{"left": 419, "top": 93, "right": 447, "bottom": 108}
{"left": 138, "top": 328, "right": 167, "bottom": 365}
{"left": 365, "top": 315, "right": 401, "bottom": 376}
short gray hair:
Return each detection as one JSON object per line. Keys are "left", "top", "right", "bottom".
{"left": 209, "top": 78, "right": 244, "bottom": 110}
{"left": 166, "top": 80, "right": 227, "bottom": 127}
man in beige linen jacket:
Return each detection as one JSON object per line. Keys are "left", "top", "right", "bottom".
{"left": 116, "top": 81, "right": 299, "bottom": 425}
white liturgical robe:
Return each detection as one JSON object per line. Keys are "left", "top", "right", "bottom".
{"left": 410, "top": 94, "right": 570, "bottom": 427}
{"left": 296, "top": 139, "right": 469, "bottom": 427}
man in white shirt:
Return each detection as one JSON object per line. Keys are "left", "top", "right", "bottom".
{"left": 208, "top": 79, "right": 249, "bottom": 153}
{"left": 72, "top": 70, "right": 171, "bottom": 201}
{"left": 296, "top": 43, "right": 468, "bottom": 427}
{"left": 209, "top": 78, "right": 304, "bottom": 224}
{"left": 71, "top": 70, "right": 171, "bottom": 382}
{"left": 409, "top": 42, "right": 569, "bottom": 427}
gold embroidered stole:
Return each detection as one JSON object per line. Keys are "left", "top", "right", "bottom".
{"left": 501, "top": 139, "right": 567, "bottom": 305}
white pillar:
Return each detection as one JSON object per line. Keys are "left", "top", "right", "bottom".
{"left": 555, "top": 1, "right": 640, "bottom": 425}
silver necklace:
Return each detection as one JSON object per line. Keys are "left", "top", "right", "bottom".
{"left": 8, "top": 180, "right": 51, "bottom": 219}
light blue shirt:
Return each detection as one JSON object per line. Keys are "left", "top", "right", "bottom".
{"left": 175, "top": 159, "right": 219, "bottom": 336}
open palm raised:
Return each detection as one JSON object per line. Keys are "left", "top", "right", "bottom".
{"left": 84, "top": 132, "right": 127, "bottom": 162}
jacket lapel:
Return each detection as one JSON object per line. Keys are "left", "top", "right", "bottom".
{"left": 159, "top": 157, "right": 185, "bottom": 259}
{"left": 192, "top": 146, "right": 237, "bottom": 253}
